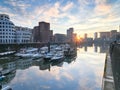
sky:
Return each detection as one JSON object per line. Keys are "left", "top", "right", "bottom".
{"left": 0, "top": 0, "right": 120, "bottom": 37}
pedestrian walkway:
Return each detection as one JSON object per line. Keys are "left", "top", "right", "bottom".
{"left": 102, "top": 54, "right": 115, "bottom": 90}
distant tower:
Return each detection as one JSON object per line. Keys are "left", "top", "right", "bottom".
{"left": 84, "top": 33, "right": 87, "bottom": 39}
{"left": 67, "top": 28, "right": 74, "bottom": 42}
{"left": 94, "top": 32, "right": 98, "bottom": 39}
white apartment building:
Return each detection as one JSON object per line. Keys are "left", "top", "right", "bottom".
{"left": 15, "top": 26, "right": 32, "bottom": 44}
{"left": 0, "top": 14, "right": 32, "bottom": 44}
{"left": 0, "top": 14, "right": 16, "bottom": 44}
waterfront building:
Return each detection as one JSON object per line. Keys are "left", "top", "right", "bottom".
{"left": 94, "top": 32, "right": 98, "bottom": 39}
{"left": 67, "top": 27, "right": 73, "bottom": 42}
{"left": 84, "top": 33, "right": 88, "bottom": 42}
{"left": 17, "top": 59, "right": 32, "bottom": 70}
{"left": 15, "top": 26, "right": 32, "bottom": 44}
{"left": 110, "top": 30, "right": 117, "bottom": 37}
{"left": 0, "top": 14, "right": 16, "bottom": 44}
{"left": 84, "top": 33, "right": 87, "bottom": 39}
{"left": 73, "top": 33, "right": 77, "bottom": 43}
{"left": 99, "top": 32, "right": 110, "bottom": 41}
{"left": 33, "top": 21, "right": 52, "bottom": 43}
{"left": 49, "top": 30, "right": 54, "bottom": 42}
{"left": 54, "top": 34, "right": 67, "bottom": 43}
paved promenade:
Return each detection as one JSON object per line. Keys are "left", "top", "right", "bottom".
{"left": 102, "top": 53, "right": 115, "bottom": 90}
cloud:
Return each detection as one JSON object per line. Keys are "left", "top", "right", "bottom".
{"left": 0, "top": 0, "right": 120, "bottom": 34}
{"left": 43, "top": 2, "right": 60, "bottom": 18}
{"left": 95, "top": 4, "right": 111, "bottom": 14}
{"left": 62, "top": 2, "right": 74, "bottom": 12}
{"left": 4, "top": 0, "right": 31, "bottom": 15}
{"left": 61, "top": 72, "right": 74, "bottom": 81}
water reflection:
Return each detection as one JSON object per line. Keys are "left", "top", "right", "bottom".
{"left": 79, "top": 43, "right": 109, "bottom": 53}
{"left": 111, "top": 45, "right": 120, "bottom": 90}
{"left": 0, "top": 45, "right": 107, "bottom": 90}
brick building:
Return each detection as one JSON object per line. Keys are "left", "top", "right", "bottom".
{"left": 33, "top": 21, "right": 53, "bottom": 43}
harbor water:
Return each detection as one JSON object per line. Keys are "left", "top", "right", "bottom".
{"left": 0, "top": 45, "right": 108, "bottom": 90}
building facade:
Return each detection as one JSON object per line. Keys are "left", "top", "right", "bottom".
{"left": 110, "top": 30, "right": 117, "bottom": 38}
{"left": 67, "top": 28, "right": 73, "bottom": 42}
{"left": 100, "top": 32, "right": 110, "bottom": 39}
{"left": 54, "top": 34, "right": 67, "bottom": 43}
{"left": 94, "top": 32, "right": 98, "bottom": 39}
{"left": 0, "top": 14, "right": 16, "bottom": 44}
{"left": 15, "top": 26, "right": 32, "bottom": 44}
{"left": 33, "top": 21, "right": 52, "bottom": 43}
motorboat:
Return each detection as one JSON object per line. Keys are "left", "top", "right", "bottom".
{"left": 32, "top": 53, "right": 43, "bottom": 60}
{"left": 43, "top": 52, "right": 54, "bottom": 61}
{"left": 51, "top": 53, "right": 64, "bottom": 61}
{"left": 15, "top": 48, "right": 40, "bottom": 58}
{"left": 0, "top": 51, "right": 16, "bottom": 57}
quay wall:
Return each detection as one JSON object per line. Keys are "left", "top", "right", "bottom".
{"left": 0, "top": 42, "right": 74, "bottom": 52}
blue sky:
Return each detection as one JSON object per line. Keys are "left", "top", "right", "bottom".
{"left": 0, "top": 0, "right": 120, "bottom": 36}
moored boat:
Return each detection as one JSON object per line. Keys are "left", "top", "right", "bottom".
{"left": 51, "top": 53, "right": 64, "bottom": 62}
{"left": 0, "top": 51, "right": 16, "bottom": 57}
{"left": 43, "top": 52, "right": 54, "bottom": 61}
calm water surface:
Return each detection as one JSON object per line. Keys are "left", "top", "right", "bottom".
{"left": 0, "top": 45, "right": 107, "bottom": 90}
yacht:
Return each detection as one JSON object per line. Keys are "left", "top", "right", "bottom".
{"left": 43, "top": 52, "right": 54, "bottom": 61}
{"left": 15, "top": 48, "right": 43, "bottom": 59}
{"left": 51, "top": 52, "right": 64, "bottom": 61}
{"left": 0, "top": 51, "right": 16, "bottom": 57}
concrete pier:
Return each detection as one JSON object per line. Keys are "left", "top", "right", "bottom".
{"left": 102, "top": 53, "right": 115, "bottom": 90}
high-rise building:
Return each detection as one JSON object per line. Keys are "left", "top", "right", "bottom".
{"left": 49, "top": 30, "right": 54, "bottom": 42}
{"left": 0, "top": 14, "right": 16, "bottom": 44}
{"left": 94, "top": 32, "right": 98, "bottom": 39}
{"left": 84, "top": 33, "right": 87, "bottom": 39}
{"left": 67, "top": 28, "right": 73, "bottom": 42}
{"left": 15, "top": 26, "right": 32, "bottom": 44}
{"left": 33, "top": 21, "right": 52, "bottom": 43}
{"left": 73, "top": 33, "right": 77, "bottom": 42}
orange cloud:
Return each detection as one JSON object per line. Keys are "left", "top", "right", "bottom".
{"left": 95, "top": 4, "right": 111, "bottom": 13}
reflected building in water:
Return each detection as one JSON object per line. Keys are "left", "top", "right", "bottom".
{"left": 84, "top": 46, "right": 87, "bottom": 52}
{"left": 39, "top": 62, "right": 51, "bottom": 71}
{"left": 80, "top": 43, "right": 109, "bottom": 53}
{"left": 0, "top": 52, "right": 77, "bottom": 87}
{"left": 17, "top": 59, "right": 33, "bottom": 70}
{"left": 94, "top": 45, "right": 98, "bottom": 52}
{"left": 99, "top": 44, "right": 109, "bottom": 53}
